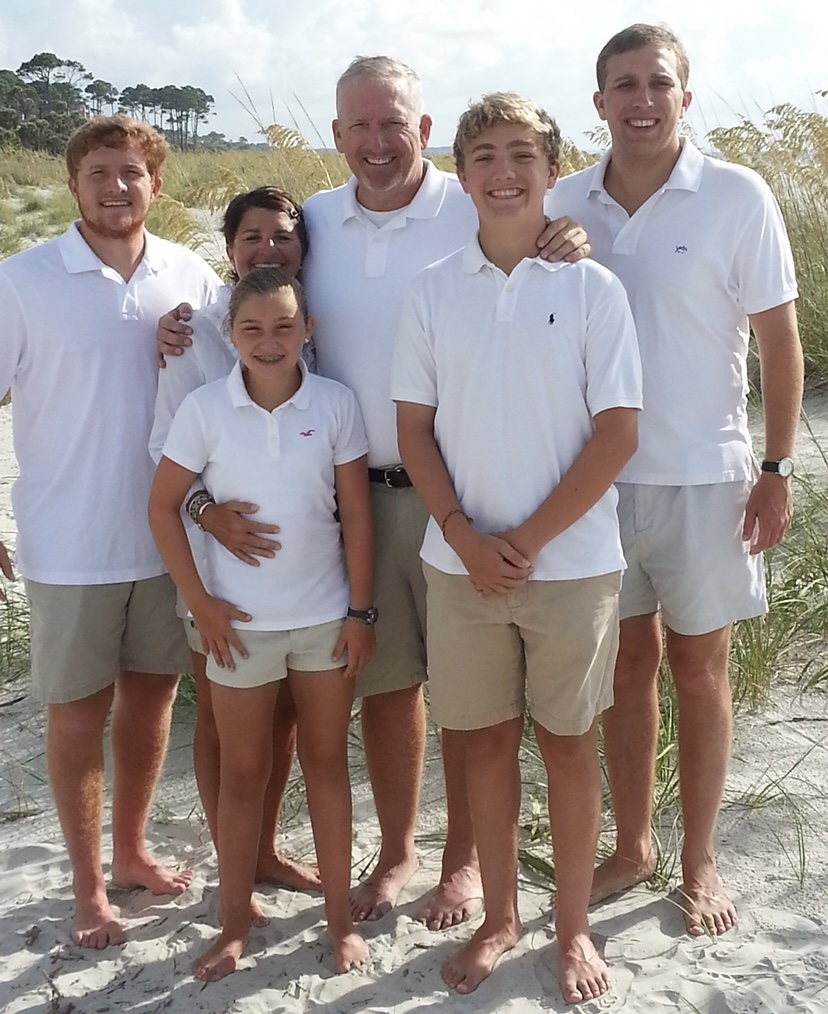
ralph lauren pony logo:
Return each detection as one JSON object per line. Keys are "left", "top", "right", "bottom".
{"left": 548, "top": 313, "right": 556, "bottom": 325}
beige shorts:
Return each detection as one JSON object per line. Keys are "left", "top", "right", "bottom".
{"left": 206, "top": 619, "right": 346, "bottom": 688}
{"left": 26, "top": 574, "right": 189, "bottom": 705}
{"left": 354, "top": 484, "right": 429, "bottom": 699}
{"left": 424, "top": 564, "right": 620, "bottom": 735}
{"left": 616, "top": 481, "right": 767, "bottom": 635}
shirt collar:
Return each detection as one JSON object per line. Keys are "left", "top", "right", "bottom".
{"left": 461, "top": 233, "right": 561, "bottom": 276}
{"left": 340, "top": 159, "right": 452, "bottom": 225}
{"left": 57, "top": 222, "right": 169, "bottom": 275}
{"left": 226, "top": 357, "right": 311, "bottom": 411}
{"left": 588, "top": 136, "right": 704, "bottom": 198}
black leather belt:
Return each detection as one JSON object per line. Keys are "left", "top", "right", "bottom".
{"left": 368, "top": 466, "right": 412, "bottom": 488}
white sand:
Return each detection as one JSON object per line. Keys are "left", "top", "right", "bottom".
{"left": 1, "top": 398, "right": 827, "bottom": 1013}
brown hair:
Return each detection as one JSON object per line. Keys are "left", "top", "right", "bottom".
{"left": 596, "top": 23, "right": 690, "bottom": 91}
{"left": 222, "top": 187, "right": 307, "bottom": 282}
{"left": 453, "top": 92, "right": 560, "bottom": 172}
{"left": 227, "top": 266, "right": 310, "bottom": 330}
{"left": 65, "top": 114, "right": 168, "bottom": 179}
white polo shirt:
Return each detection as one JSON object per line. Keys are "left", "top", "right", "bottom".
{"left": 302, "top": 161, "right": 478, "bottom": 466}
{"left": 545, "top": 139, "right": 798, "bottom": 486}
{"left": 0, "top": 224, "right": 222, "bottom": 585}
{"left": 391, "top": 238, "right": 643, "bottom": 581}
{"left": 161, "top": 361, "right": 368, "bottom": 629}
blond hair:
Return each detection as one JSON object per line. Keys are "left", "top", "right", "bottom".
{"left": 453, "top": 92, "right": 560, "bottom": 172}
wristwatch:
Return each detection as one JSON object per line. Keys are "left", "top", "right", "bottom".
{"left": 347, "top": 606, "right": 379, "bottom": 626}
{"left": 761, "top": 458, "right": 794, "bottom": 478}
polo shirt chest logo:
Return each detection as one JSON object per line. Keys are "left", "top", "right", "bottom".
{"left": 548, "top": 313, "right": 556, "bottom": 325}
{"left": 675, "top": 245, "right": 688, "bottom": 254}
{"left": 300, "top": 429, "right": 315, "bottom": 437}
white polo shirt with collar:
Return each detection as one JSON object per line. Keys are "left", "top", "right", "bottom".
{"left": 545, "top": 139, "right": 798, "bottom": 486}
{"left": 161, "top": 360, "right": 368, "bottom": 629}
{"left": 0, "top": 223, "right": 222, "bottom": 585}
{"left": 391, "top": 237, "right": 643, "bottom": 581}
{"left": 302, "top": 160, "right": 478, "bottom": 467}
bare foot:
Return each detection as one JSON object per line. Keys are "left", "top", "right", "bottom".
{"left": 193, "top": 929, "right": 247, "bottom": 982}
{"left": 419, "top": 861, "right": 484, "bottom": 931}
{"left": 588, "top": 850, "right": 656, "bottom": 905}
{"left": 71, "top": 888, "right": 126, "bottom": 949}
{"left": 111, "top": 849, "right": 192, "bottom": 896}
{"left": 350, "top": 853, "right": 418, "bottom": 922}
{"left": 441, "top": 919, "right": 521, "bottom": 994}
{"left": 677, "top": 878, "right": 737, "bottom": 937}
{"left": 558, "top": 933, "right": 610, "bottom": 1004}
{"left": 330, "top": 926, "right": 368, "bottom": 973}
{"left": 255, "top": 851, "right": 321, "bottom": 892}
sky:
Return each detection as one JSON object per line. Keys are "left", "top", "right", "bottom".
{"left": 0, "top": 0, "right": 825, "bottom": 150}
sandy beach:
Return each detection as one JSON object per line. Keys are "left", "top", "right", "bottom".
{"left": 1, "top": 398, "right": 827, "bottom": 1013}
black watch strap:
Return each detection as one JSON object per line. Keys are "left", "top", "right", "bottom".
{"left": 347, "top": 606, "right": 378, "bottom": 626}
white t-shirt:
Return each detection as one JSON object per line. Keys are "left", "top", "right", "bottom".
{"left": 302, "top": 161, "right": 478, "bottom": 467}
{"left": 0, "top": 224, "right": 222, "bottom": 584}
{"left": 161, "top": 361, "right": 368, "bottom": 629}
{"left": 545, "top": 139, "right": 798, "bottom": 485}
{"left": 391, "top": 238, "right": 643, "bottom": 581}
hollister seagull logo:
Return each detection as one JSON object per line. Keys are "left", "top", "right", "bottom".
{"left": 548, "top": 313, "right": 555, "bottom": 325}
{"left": 301, "top": 429, "right": 315, "bottom": 437}
{"left": 675, "top": 245, "right": 688, "bottom": 254}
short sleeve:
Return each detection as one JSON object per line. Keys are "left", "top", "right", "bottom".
{"left": 390, "top": 281, "right": 438, "bottom": 407}
{"left": 332, "top": 386, "right": 369, "bottom": 465}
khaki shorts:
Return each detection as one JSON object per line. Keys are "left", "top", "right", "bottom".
{"left": 26, "top": 574, "right": 189, "bottom": 705}
{"left": 354, "top": 484, "right": 429, "bottom": 699}
{"left": 616, "top": 481, "right": 767, "bottom": 635}
{"left": 424, "top": 564, "right": 620, "bottom": 735}
{"left": 206, "top": 619, "right": 346, "bottom": 688}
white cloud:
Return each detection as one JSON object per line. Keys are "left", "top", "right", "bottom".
{"left": 0, "top": 0, "right": 824, "bottom": 148}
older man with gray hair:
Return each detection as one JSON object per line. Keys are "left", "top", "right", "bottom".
{"left": 160, "top": 56, "right": 588, "bottom": 927}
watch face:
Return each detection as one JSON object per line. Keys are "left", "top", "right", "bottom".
{"left": 778, "top": 458, "right": 794, "bottom": 478}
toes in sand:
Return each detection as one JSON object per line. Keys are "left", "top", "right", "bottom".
{"left": 330, "top": 927, "right": 368, "bottom": 973}
{"left": 677, "top": 881, "right": 737, "bottom": 937}
{"left": 441, "top": 920, "right": 521, "bottom": 995}
{"left": 71, "top": 891, "right": 125, "bottom": 950}
{"left": 112, "top": 851, "right": 193, "bottom": 897}
{"left": 558, "top": 934, "right": 610, "bottom": 1005}
{"left": 420, "top": 863, "right": 484, "bottom": 931}
{"left": 255, "top": 852, "right": 321, "bottom": 892}
{"left": 193, "top": 930, "right": 247, "bottom": 983}
{"left": 350, "top": 854, "right": 418, "bottom": 922}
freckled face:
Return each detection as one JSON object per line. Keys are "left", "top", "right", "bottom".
{"left": 68, "top": 143, "right": 161, "bottom": 239}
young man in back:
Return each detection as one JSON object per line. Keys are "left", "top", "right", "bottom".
{"left": 0, "top": 116, "right": 221, "bottom": 947}
{"left": 546, "top": 24, "right": 803, "bottom": 935}
{"left": 393, "top": 93, "right": 641, "bottom": 1002}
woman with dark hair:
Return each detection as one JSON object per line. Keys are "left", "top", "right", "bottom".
{"left": 150, "top": 188, "right": 319, "bottom": 912}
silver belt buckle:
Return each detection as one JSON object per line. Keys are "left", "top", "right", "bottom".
{"left": 385, "top": 465, "right": 405, "bottom": 487}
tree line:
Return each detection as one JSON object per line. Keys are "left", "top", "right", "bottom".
{"left": 0, "top": 52, "right": 216, "bottom": 155}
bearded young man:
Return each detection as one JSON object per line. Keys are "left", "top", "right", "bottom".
{"left": 0, "top": 115, "right": 221, "bottom": 949}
